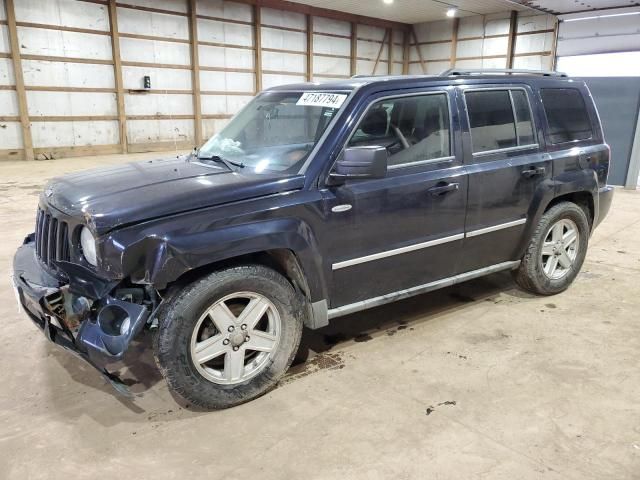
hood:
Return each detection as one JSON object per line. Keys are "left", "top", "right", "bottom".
{"left": 43, "top": 156, "right": 305, "bottom": 234}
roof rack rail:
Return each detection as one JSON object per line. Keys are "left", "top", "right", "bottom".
{"left": 439, "top": 68, "right": 568, "bottom": 78}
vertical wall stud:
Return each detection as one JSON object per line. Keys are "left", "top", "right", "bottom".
{"left": 108, "top": 0, "right": 127, "bottom": 153}
{"left": 450, "top": 17, "right": 459, "bottom": 68}
{"left": 189, "top": 0, "right": 202, "bottom": 145}
{"left": 506, "top": 10, "right": 518, "bottom": 69}
{"left": 372, "top": 30, "right": 388, "bottom": 75}
{"left": 350, "top": 22, "right": 357, "bottom": 77}
{"left": 411, "top": 27, "right": 426, "bottom": 74}
{"left": 5, "top": 0, "right": 33, "bottom": 160}
{"left": 551, "top": 17, "right": 560, "bottom": 70}
{"left": 306, "top": 14, "right": 313, "bottom": 82}
{"left": 387, "top": 28, "right": 393, "bottom": 75}
{"left": 253, "top": 5, "right": 262, "bottom": 93}
{"left": 402, "top": 30, "right": 409, "bottom": 75}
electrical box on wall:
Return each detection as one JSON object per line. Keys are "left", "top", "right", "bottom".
{"left": 143, "top": 76, "right": 151, "bottom": 90}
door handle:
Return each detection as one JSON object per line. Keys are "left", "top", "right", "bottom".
{"left": 521, "top": 166, "right": 546, "bottom": 178}
{"left": 427, "top": 182, "right": 459, "bottom": 196}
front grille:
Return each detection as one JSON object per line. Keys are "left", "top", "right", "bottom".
{"left": 35, "top": 207, "right": 70, "bottom": 268}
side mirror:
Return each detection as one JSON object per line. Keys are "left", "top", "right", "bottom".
{"left": 330, "top": 146, "right": 388, "bottom": 182}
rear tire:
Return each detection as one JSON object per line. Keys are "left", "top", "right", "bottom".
{"left": 514, "top": 202, "right": 589, "bottom": 295}
{"left": 154, "top": 265, "right": 303, "bottom": 409}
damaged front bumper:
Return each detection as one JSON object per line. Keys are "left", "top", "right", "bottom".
{"left": 12, "top": 235, "right": 153, "bottom": 396}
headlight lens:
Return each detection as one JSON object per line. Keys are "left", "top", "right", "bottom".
{"left": 80, "top": 227, "right": 98, "bottom": 266}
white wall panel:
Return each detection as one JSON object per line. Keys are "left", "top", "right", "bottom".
{"left": 199, "top": 45, "right": 254, "bottom": 69}
{"left": 484, "top": 13, "right": 510, "bottom": 36}
{"left": 459, "top": 16, "right": 484, "bottom": 39}
{"left": 31, "top": 120, "right": 119, "bottom": 147}
{"left": 357, "top": 40, "right": 388, "bottom": 59}
{"left": 0, "top": 25, "right": 10, "bottom": 53}
{"left": 123, "top": 65, "right": 192, "bottom": 90}
{"left": 356, "top": 59, "right": 389, "bottom": 75}
{"left": 0, "top": 122, "right": 23, "bottom": 149}
{"left": 0, "top": 90, "right": 19, "bottom": 115}
{"left": 262, "top": 73, "right": 304, "bottom": 89}
{"left": 262, "top": 50, "right": 305, "bottom": 73}
{"left": 120, "top": 37, "right": 191, "bottom": 65}
{"left": 14, "top": 0, "right": 109, "bottom": 31}
{"left": 196, "top": 0, "right": 252, "bottom": 22}
{"left": 201, "top": 95, "right": 252, "bottom": 115}
{"left": 198, "top": 18, "right": 253, "bottom": 47}
{"left": 515, "top": 32, "right": 554, "bottom": 54}
{"left": 313, "top": 16, "right": 350, "bottom": 37}
{"left": 261, "top": 27, "right": 305, "bottom": 51}
{"left": 313, "top": 56, "right": 349, "bottom": 76}
{"left": 27, "top": 91, "right": 116, "bottom": 117}
{"left": 0, "top": 58, "right": 14, "bottom": 85}
{"left": 357, "top": 25, "right": 385, "bottom": 42}
{"left": 413, "top": 42, "right": 451, "bottom": 61}
{"left": 482, "top": 37, "right": 508, "bottom": 56}
{"left": 124, "top": 0, "right": 188, "bottom": 14}
{"left": 513, "top": 55, "right": 552, "bottom": 70}
{"left": 260, "top": 8, "right": 305, "bottom": 30}
{"left": 125, "top": 93, "right": 193, "bottom": 116}
{"left": 456, "top": 39, "right": 483, "bottom": 58}
{"left": 0, "top": 0, "right": 6, "bottom": 21}
{"left": 18, "top": 27, "right": 112, "bottom": 60}
{"left": 22, "top": 60, "right": 114, "bottom": 88}
{"left": 517, "top": 14, "right": 555, "bottom": 33}
{"left": 117, "top": 7, "right": 189, "bottom": 39}
{"left": 127, "top": 118, "right": 194, "bottom": 143}
{"left": 202, "top": 118, "right": 230, "bottom": 139}
{"left": 200, "top": 70, "right": 254, "bottom": 92}
{"left": 314, "top": 35, "right": 350, "bottom": 56}
{"left": 426, "top": 60, "right": 449, "bottom": 74}
{"left": 414, "top": 20, "right": 452, "bottom": 43}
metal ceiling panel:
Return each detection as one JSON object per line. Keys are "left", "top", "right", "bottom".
{"left": 284, "top": 0, "right": 533, "bottom": 24}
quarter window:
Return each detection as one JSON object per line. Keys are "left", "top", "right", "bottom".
{"left": 540, "top": 88, "right": 592, "bottom": 144}
{"left": 465, "top": 89, "right": 536, "bottom": 154}
{"left": 348, "top": 93, "right": 451, "bottom": 167}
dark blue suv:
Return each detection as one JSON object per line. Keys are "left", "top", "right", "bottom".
{"left": 13, "top": 69, "right": 614, "bottom": 408}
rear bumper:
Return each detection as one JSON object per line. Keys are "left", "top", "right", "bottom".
{"left": 12, "top": 236, "right": 151, "bottom": 394}
{"left": 595, "top": 185, "right": 614, "bottom": 229}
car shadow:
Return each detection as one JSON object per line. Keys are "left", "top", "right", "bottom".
{"left": 45, "top": 270, "right": 531, "bottom": 416}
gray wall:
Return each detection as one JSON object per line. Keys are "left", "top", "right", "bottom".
{"left": 581, "top": 77, "right": 640, "bottom": 186}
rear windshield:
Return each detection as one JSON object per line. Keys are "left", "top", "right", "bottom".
{"left": 540, "top": 88, "right": 593, "bottom": 144}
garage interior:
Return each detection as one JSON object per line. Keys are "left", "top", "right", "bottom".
{"left": 1, "top": 0, "right": 639, "bottom": 478}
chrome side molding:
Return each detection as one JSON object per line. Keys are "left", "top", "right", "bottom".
{"left": 327, "top": 260, "right": 521, "bottom": 319}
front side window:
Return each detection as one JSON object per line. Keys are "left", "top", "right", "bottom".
{"left": 465, "top": 89, "right": 536, "bottom": 154}
{"left": 198, "top": 91, "right": 347, "bottom": 173}
{"left": 347, "top": 93, "right": 451, "bottom": 167}
{"left": 540, "top": 88, "right": 593, "bottom": 144}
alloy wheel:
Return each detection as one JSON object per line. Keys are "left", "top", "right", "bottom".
{"left": 540, "top": 218, "right": 580, "bottom": 280}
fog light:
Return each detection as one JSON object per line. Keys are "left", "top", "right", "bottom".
{"left": 97, "top": 304, "right": 130, "bottom": 337}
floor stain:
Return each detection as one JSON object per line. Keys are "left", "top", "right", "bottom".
{"left": 545, "top": 303, "right": 557, "bottom": 309}
{"left": 425, "top": 400, "right": 457, "bottom": 416}
{"left": 354, "top": 333, "right": 373, "bottom": 343}
{"left": 280, "top": 352, "right": 345, "bottom": 386}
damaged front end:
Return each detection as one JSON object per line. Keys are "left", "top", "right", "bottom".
{"left": 12, "top": 233, "right": 160, "bottom": 396}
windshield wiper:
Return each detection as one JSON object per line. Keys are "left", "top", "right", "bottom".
{"left": 194, "top": 149, "right": 244, "bottom": 170}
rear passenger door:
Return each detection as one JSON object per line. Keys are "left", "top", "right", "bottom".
{"left": 457, "top": 85, "right": 552, "bottom": 274}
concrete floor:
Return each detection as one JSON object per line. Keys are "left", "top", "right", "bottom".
{"left": 1, "top": 152, "right": 639, "bottom": 480}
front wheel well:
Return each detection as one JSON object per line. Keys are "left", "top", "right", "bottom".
{"left": 545, "top": 191, "right": 594, "bottom": 229}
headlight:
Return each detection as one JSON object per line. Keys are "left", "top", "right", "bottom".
{"left": 80, "top": 227, "right": 98, "bottom": 266}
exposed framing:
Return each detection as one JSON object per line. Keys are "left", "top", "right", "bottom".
{"left": 253, "top": 4, "right": 262, "bottom": 93}
{"left": 5, "top": 0, "right": 34, "bottom": 160}
{"left": 108, "top": 0, "right": 127, "bottom": 153}
{"left": 506, "top": 10, "right": 518, "bottom": 68}
{"left": 188, "top": 0, "right": 202, "bottom": 145}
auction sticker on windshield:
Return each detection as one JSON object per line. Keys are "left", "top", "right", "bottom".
{"left": 296, "top": 92, "right": 347, "bottom": 108}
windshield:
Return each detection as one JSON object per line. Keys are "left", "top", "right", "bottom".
{"left": 197, "top": 90, "right": 349, "bottom": 173}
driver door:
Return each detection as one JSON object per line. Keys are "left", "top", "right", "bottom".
{"left": 321, "top": 88, "right": 468, "bottom": 308}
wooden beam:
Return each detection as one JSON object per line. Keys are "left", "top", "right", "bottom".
{"left": 506, "top": 10, "right": 518, "bottom": 69}
{"left": 5, "top": 0, "right": 34, "bottom": 160}
{"left": 189, "top": 0, "right": 202, "bottom": 146}
{"left": 410, "top": 27, "right": 426, "bottom": 74}
{"left": 551, "top": 17, "right": 559, "bottom": 70}
{"left": 371, "top": 30, "right": 388, "bottom": 75}
{"left": 402, "top": 31, "right": 409, "bottom": 74}
{"left": 450, "top": 17, "right": 459, "bottom": 68}
{"left": 108, "top": 0, "right": 127, "bottom": 153}
{"left": 306, "top": 14, "right": 313, "bottom": 82}
{"left": 387, "top": 28, "right": 393, "bottom": 75}
{"left": 350, "top": 23, "right": 357, "bottom": 76}
{"left": 253, "top": 5, "right": 262, "bottom": 93}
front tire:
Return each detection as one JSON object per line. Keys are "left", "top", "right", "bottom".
{"left": 514, "top": 202, "right": 590, "bottom": 295}
{"left": 154, "top": 265, "right": 303, "bottom": 409}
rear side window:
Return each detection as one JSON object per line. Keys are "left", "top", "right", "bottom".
{"left": 540, "top": 88, "right": 593, "bottom": 144}
{"left": 465, "top": 89, "right": 536, "bottom": 153}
